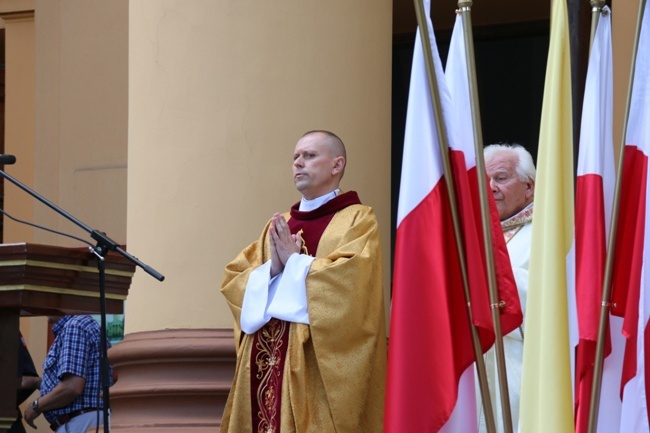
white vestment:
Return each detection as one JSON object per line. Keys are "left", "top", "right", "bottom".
{"left": 478, "top": 204, "right": 532, "bottom": 433}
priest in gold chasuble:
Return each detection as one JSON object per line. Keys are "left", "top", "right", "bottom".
{"left": 220, "top": 131, "right": 387, "bottom": 433}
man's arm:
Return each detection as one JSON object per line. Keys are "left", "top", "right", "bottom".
{"left": 17, "top": 336, "right": 41, "bottom": 403}
{"left": 24, "top": 374, "right": 85, "bottom": 428}
{"left": 17, "top": 375, "right": 41, "bottom": 408}
{"left": 21, "top": 376, "right": 41, "bottom": 391}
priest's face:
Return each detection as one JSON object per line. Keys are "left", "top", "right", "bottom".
{"left": 293, "top": 133, "right": 343, "bottom": 200}
{"left": 485, "top": 152, "right": 534, "bottom": 220}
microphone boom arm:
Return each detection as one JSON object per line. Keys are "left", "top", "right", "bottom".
{"left": 0, "top": 168, "right": 164, "bottom": 281}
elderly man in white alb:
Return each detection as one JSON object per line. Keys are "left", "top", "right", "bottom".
{"left": 479, "top": 143, "right": 535, "bottom": 433}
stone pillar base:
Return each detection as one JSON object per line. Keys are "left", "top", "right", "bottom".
{"left": 107, "top": 328, "right": 236, "bottom": 432}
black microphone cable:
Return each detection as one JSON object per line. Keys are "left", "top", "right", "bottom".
{"left": 0, "top": 207, "right": 95, "bottom": 249}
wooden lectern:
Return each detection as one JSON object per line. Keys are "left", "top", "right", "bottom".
{"left": 0, "top": 243, "right": 135, "bottom": 432}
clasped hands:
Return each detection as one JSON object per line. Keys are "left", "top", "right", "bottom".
{"left": 270, "top": 213, "right": 302, "bottom": 277}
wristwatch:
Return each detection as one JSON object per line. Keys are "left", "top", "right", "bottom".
{"left": 32, "top": 398, "right": 40, "bottom": 413}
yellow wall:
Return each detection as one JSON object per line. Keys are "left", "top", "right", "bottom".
{"left": 2, "top": 0, "right": 128, "bottom": 246}
{"left": 612, "top": 0, "right": 643, "bottom": 163}
{"left": 2, "top": 7, "right": 35, "bottom": 244}
{"left": 1, "top": 1, "right": 128, "bottom": 430}
{"left": 32, "top": 0, "right": 129, "bottom": 246}
{"left": 125, "top": 0, "right": 393, "bottom": 332}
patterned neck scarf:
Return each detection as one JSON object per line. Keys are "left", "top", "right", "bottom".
{"left": 501, "top": 203, "right": 534, "bottom": 243}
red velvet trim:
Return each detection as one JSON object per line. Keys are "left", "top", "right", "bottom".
{"left": 288, "top": 191, "right": 361, "bottom": 255}
{"left": 250, "top": 319, "right": 289, "bottom": 433}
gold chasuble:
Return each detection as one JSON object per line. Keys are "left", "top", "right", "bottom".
{"left": 220, "top": 191, "right": 387, "bottom": 433}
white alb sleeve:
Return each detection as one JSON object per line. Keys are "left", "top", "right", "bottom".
{"left": 240, "top": 260, "right": 274, "bottom": 334}
{"left": 266, "top": 253, "right": 314, "bottom": 325}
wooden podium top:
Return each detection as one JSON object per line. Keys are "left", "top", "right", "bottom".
{"left": 0, "top": 242, "right": 135, "bottom": 316}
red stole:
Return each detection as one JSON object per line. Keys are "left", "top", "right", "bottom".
{"left": 249, "top": 191, "right": 361, "bottom": 433}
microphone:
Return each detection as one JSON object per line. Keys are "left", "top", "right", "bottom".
{"left": 0, "top": 154, "right": 16, "bottom": 165}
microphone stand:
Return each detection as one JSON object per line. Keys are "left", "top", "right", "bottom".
{"left": 0, "top": 167, "right": 164, "bottom": 433}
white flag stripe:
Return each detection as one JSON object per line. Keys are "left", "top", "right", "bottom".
{"left": 396, "top": 27, "right": 443, "bottom": 226}
{"left": 446, "top": 15, "right": 475, "bottom": 168}
{"left": 397, "top": 0, "right": 455, "bottom": 226}
{"left": 439, "top": 367, "right": 478, "bottom": 433}
{"left": 598, "top": 315, "right": 624, "bottom": 432}
{"left": 577, "top": 10, "right": 615, "bottom": 233}
{"left": 577, "top": 11, "right": 614, "bottom": 178}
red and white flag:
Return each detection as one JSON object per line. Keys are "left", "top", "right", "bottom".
{"left": 610, "top": 2, "right": 650, "bottom": 432}
{"left": 445, "top": 14, "right": 522, "bottom": 340}
{"left": 573, "top": 7, "right": 622, "bottom": 433}
{"left": 444, "top": 14, "right": 523, "bottom": 431}
{"left": 384, "top": 6, "right": 521, "bottom": 432}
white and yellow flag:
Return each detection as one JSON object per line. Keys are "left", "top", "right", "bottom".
{"left": 519, "top": 0, "right": 576, "bottom": 431}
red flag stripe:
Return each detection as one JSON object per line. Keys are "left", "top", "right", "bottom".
{"left": 386, "top": 182, "right": 474, "bottom": 431}
{"left": 611, "top": 146, "right": 648, "bottom": 393}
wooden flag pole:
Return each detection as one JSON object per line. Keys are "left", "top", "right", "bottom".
{"left": 413, "top": 1, "right": 496, "bottom": 432}
{"left": 457, "top": 2, "right": 514, "bottom": 432}
{"left": 587, "top": 1, "right": 647, "bottom": 432}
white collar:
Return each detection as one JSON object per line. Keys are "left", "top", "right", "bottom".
{"left": 299, "top": 189, "right": 340, "bottom": 212}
